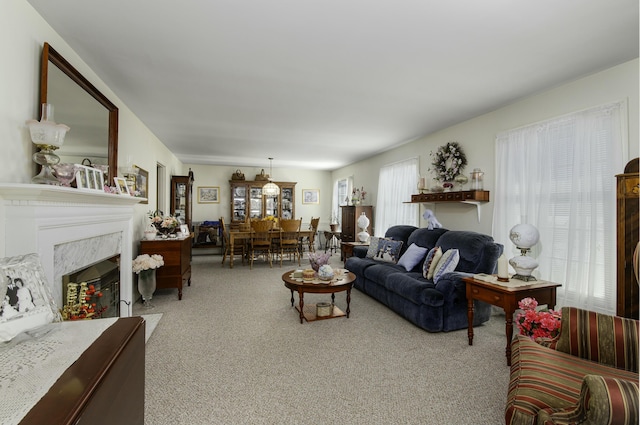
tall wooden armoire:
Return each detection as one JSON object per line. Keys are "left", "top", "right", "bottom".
{"left": 616, "top": 158, "right": 639, "bottom": 319}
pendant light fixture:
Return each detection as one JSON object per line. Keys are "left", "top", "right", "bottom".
{"left": 262, "top": 157, "right": 280, "bottom": 196}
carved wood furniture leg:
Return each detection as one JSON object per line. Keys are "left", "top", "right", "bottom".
{"left": 346, "top": 288, "right": 351, "bottom": 318}
{"left": 229, "top": 238, "right": 235, "bottom": 268}
{"left": 467, "top": 297, "right": 474, "bottom": 346}
{"left": 290, "top": 289, "right": 294, "bottom": 307}
{"left": 298, "top": 289, "right": 304, "bottom": 324}
{"left": 505, "top": 304, "right": 515, "bottom": 366}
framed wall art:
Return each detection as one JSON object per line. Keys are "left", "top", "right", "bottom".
{"left": 198, "top": 186, "right": 220, "bottom": 203}
{"left": 302, "top": 189, "right": 319, "bottom": 204}
{"left": 114, "top": 177, "right": 131, "bottom": 195}
{"left": 134, "top": 165, "right": 148, "bottom": 203}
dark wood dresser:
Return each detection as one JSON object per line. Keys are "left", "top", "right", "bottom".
{"left": 340, "top": 205, "right": 373, "bottom": 242}
{"left": 140, "top": 235, "right": 192, "bottom": 300}
{"left": 19, "top": 317, "right": 145, "bottom": 425}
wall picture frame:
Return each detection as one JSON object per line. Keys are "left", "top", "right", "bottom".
{"left": 198, "top": 186, "right": 220, "bottom": 203}
{"left": 114, "top": 177, "right": 130, "bottom": 195}
{"left": 302, "top": 189, "right": 319, "bottom": 204}
{"left": 134, "top": 165, "right": 148, "bottom": 203}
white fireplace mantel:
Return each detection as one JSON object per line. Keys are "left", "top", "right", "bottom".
{"left": 0, "top": 183, "right": 144, "bottom": 317}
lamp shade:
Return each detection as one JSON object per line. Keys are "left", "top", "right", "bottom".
{"left": 509, "top": 224, "right": 539, "bottom": 250}
{"left": 263, "top": 181, "right": 280, "bottom": 196}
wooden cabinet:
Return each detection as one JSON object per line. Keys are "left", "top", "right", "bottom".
{"left": 170, "top": 172, "right": 194, "bottom": 229}
{"left": 229, "top": 180, "right": 296, "bottom": 226}
{"left": 140, "top": 236, "right": 192, "bottom": 300}
{"left": 18, "top": 317, "right": 145, "bottom": 425}
{"left": 616, "top": 158, "right": 639, "bottom": 319}
{"left": 341, "top": 205, "right": 373, "bottom": 242}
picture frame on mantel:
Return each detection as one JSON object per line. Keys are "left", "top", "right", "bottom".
{"left": 114, "top": 177, "right": 131, "bottom": 195}
{"left": 75, "top": 164, "right": 104, "bottom": 192}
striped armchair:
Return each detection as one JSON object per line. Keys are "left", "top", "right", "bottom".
{"left": 506, "top": 307, "right": 639, "bottom": 425}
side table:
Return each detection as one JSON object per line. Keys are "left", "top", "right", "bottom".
{"left": 341, "top": 241, "right": 369, "bottom": 263}
{"left": 463, "top": 276, "right": 561, "bottom": 366}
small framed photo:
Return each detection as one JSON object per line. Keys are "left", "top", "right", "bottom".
{"left": 302, "top": 189, "right": 319, "bottom": 204}
{"left": 198, "top": 186, "right": 220, "bottom": 203}
{"left": 74, "top": 164, "right": 104, "bottom": 192}
{"left": 180, "top": 224, "right": 189, "bottom": 235}
{"left": 114, "top": 177, "right": 131, "bottom": 195}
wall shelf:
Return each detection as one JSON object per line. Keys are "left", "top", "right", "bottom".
{"left": 405, "top": 190, "right": 490, "bottom": 222}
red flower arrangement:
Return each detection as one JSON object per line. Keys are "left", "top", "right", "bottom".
{"left": 516, "top": 297, "right": 562, "bottom": 340}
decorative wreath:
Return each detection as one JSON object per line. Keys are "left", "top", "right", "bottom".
{"left": 430, "top": 142, "right": 468, "bottom": 182}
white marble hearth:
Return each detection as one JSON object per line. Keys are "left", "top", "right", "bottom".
{"left": 0, "top": 184, "right": 144, "bottom": 316}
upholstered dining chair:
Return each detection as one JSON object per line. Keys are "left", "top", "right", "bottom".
{"left": 278, "top": 218, "right": 302, "bottom": 267}
{"left": 249, "top": 220, "right": 274, "bottom": 269}
{"left": 220, "top": 217, "right": 245, "bottom": 267}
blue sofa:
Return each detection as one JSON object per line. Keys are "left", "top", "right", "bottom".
{"left": 345, "top": 225, "right": 503, "bottom": 332}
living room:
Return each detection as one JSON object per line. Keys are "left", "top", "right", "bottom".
{"left": 1, "top": 1, "right": 639, "bottom": 424}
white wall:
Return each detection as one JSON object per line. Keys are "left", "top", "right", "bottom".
{"left": 333, "top": 59, "right": 639, "bottom": 237}
{"left": 0, "top": 0, "right": 184, "bottom": 256}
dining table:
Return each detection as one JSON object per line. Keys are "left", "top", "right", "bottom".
{"left": 227, "top": 228, "right": 314, "bottom": 268}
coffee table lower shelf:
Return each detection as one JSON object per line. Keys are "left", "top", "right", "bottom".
{"left": 296, "top": 303, "right": 346, "bottom": 322}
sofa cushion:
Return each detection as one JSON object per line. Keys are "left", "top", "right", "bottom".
{"left": 383, "top": 273, "right": 443, "bottom": 306}
{"left": 384, "top": 225, "right": 419, "bottom": 256}
{"left": 366, "top": 237, "right": 403, "bottom": 263}
{"left": 436, "top": 231, "right": 502, "bottom": 274}
{"left": 406, "top": 227, "right": 448, "bottom": 250}
{"left": 505, "top": 335, "right": 639, "bottom": 425}
{"left": 397, "top": 243, "right": 428, "bottom": 271}
{"left": 363, "top": 263, "right": 406, "bottom": 285}
{"left": 433, "top": 249, "right": 460, "bottom": 283}
{"left": 423, "top": 246, "right": 442, "bottom": 279}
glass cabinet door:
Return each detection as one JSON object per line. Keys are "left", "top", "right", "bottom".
{"left": 280, "top": 187, "right": 293, "bottom": 219}
{"left": 232, "top": 185, "right": 246, "bottom": 222}
{"left": 265, "top": 195, "right": 278, "bottom": 217}
{"left": 249, "top": 186, "right": 263, "bottom": 219}
{"left": 173, "top": 182, "right": 187, "bottom": 220}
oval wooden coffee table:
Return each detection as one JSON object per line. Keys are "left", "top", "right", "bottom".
{"left": 282, "top": 270, "right": 355, "bottom": 324}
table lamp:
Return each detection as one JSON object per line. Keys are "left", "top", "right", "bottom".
{"left": 508, "top": 223, "right": 540, "bottom": 281}
{"left": 27, "top": 103, "right": 70, "bottom": 185}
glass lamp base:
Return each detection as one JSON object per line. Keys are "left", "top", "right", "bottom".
{"left": 32, "top": 145, "right": 61, "bottom": 185}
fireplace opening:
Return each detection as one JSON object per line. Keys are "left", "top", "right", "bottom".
{"left": 61, "top": 255, "right": 120, "bottom": 320}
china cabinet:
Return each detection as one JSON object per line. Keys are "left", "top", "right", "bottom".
{"left": 229, "top": 180, "right": 296, "bottom": 226}
{"left": 170, "top": 171, "right": 194, "bottom": 229}
{"left": 616, "top": 158, "right": 639, "bottom": 319}
{"left": 341, "top": 205, "right": 373, "bottom": 242}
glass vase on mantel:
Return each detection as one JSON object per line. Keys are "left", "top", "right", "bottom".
{"left": 137, "top": 269, "right": 157, "bottom": 308}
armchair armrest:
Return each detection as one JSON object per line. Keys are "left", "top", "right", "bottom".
{"left": 537, "top": 375, "right": 639, "bottom": 425}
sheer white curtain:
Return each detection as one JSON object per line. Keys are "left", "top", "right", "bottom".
{"left": 375, "top": 158, "right": 419, "bottom": 236}
{"left": 493, "top": 101, "right": 627, "bottom": 314}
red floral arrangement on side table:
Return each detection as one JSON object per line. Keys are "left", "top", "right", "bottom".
{"left": 516, "top": 297, "right": 562, "bottom": 340}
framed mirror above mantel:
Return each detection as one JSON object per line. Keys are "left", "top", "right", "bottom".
{"left": 39, "top": 42, "right": 118, "bottom": 183}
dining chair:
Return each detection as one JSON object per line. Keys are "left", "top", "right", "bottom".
{"left": 278, "top": 218, "right": 302, "bottom": 267}
{"left": 220, "top": 217, "right": 245, "bottom": 267}
{"left": 249, "top": 220, "right": 274, "bottom": 269}
{"left": 305, "top": 217, "right": 320, "bottom": 253}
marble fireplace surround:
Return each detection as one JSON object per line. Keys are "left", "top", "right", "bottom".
{"left": 0, "top": 184, "right": 143, "bottom": 316}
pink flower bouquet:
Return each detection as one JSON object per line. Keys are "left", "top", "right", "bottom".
{"left": 515, "top": 297, "right": 562, "bottom": 340}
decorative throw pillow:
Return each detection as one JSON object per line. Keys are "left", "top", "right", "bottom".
{"left": 433, "top": 249, "right": 460, "bottom": 283}
{"left": 397, "top": 243, "right": 428, "bottom": 271}
{"left": 365, "top": 237, "right": 403, "bottom": 263}
{"left": 423, "top": 246, "right": 442, "bottom": 279}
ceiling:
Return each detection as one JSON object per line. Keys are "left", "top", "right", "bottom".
{"left": 27, "top": 0, "right": 638, "bottom": 170}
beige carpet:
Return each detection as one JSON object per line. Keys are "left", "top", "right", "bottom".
{"left": 137, "top": 253, "right": 510, "bottom": 424}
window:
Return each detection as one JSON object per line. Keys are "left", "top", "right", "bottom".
{"left": 375, "top": 158, "right": 419, "bottom": 236}
{"left": 493, "top": 101, "right": 627, "bottom": 314}
{"left": 332, "top": 177, "right": 352, "bottom": 225}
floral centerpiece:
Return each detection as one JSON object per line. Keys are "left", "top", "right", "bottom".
{"left": 132, "top": 254, "right": 164, "bottom": 308}
{"left": 308, "top": 251, "right": 331, "bottom": 272}
{"left": 351, "top": 187, "right": 367, "bottom": 205}
{"left": 515, "top": 297, "right": 562, "bottom": 340}
{"left": 132, "top": 254, "right": 164, "bottom": 274}
{"left": 149, "top": 210, "right": 179, "bottom": 235}
{"left": 429, "top": 142, "right": 468, "bottom": 182}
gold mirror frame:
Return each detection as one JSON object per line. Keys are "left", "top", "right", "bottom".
{"left": 39, "top": 42, "right": 118, "bottom": 182}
